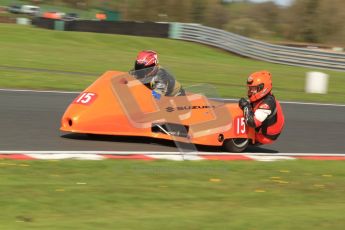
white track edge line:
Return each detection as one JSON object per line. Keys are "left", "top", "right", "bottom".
{"left": 1, "top": 88, "right": 344, "bottom": 107}
{"left": 0, "top": 151, "right": 344, "bottom": 156}
{"left": 0, "top": 88, "right": 79, "bottom": 94}
{"left": 221, "top": 98, "right": 345, "bottom": 107}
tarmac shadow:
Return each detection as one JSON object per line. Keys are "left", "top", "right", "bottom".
{"left": 245, "top": 145, "right": 279, "bottom": 153}
{"left": 61, "top": 133, "right": 221, "bottom": 152}
{"left": 61, "top": 133, "right": 278, "bottom": 153}
{"left": 61, "top": 133, "right": 175, "bottom": 147}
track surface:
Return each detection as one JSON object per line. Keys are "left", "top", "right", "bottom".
{"left": 0, "top": 90, "right": 344, "bottom": 153}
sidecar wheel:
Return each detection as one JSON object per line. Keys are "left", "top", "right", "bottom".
{"left": 223, "top": 138, "right": 249, "bottom": 153}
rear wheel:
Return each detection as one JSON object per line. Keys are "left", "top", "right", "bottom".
{"left": 223, "top": 138, "right": 249, "bottom": 153}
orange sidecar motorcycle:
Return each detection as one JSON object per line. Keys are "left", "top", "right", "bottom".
{"left": 60, "top": 70, "right": 257, "bottom": 152}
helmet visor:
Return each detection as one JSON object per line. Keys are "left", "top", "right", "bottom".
{"left": 133, "top": 62, "right": 156, "bottom": 79}
{"left": 247, "top": 83, "right": 264, "bottom": 96}
{"left": 135, "top": 62, "right": 156, "bottom": 71}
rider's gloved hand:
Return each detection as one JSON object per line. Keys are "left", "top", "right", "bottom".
{"left": 239, "top": 97, "right": 250, "bottom": 110}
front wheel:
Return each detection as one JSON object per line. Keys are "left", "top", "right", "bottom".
{"left": 223, "top": 138, "right": 249, "bottom": 153}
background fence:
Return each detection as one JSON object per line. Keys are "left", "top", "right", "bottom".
{"left": 169, "top": 23, "right": 345, "bottom": 72}
{"left": 32, "top": 18, "right": 170, "bottom": 38}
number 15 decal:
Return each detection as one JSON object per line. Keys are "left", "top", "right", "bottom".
{"left": 235, "top": 116, "right": 247, "bottom": 135}
{"left": 74, "top": 92, "right": 97, "bottom": 105}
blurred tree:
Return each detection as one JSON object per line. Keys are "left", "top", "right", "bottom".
{"left": 301, "top": 0, "right": 320, "bottom": 42}
{"left": 204, "top": 0, "right": 229, "bottom": 28}
{"left": 167, "top": 0, "right": 193, "bottom": 22}
{"left": 224, "top": 17, "right": 266, "bottom": 37}
{"left": 121, "top": 0, "right": 194, "bottom": 22}
{"left": 248, "top": 2, "right": 281, "bottom": 33}
{"left": 316, "top": 0, "right": 345, "bottom": 46}
{"left": 283, "top": 0, "right": 344, "bottom": 45}
{"left": 191, "top": 0, "right": 206, "bottom": 22}
{"left": 34, "top": 0, "right": 344, "bottom": 46}
{"left": 284, "top": 0, "right": 320, "bottom": 42}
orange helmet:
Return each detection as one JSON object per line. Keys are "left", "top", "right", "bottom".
{"left": 247, "top": 71, "right": 272, "bottom": 102}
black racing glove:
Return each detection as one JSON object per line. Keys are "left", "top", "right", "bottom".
{"left": 239, "top": 98, "right": 250, "bottom": 110}
{"left": 239, "top": 98, "right": 255, "bottom": 127}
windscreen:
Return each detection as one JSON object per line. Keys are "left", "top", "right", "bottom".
{"left": 112, "top": 68, "right": 232, "bottom": 154}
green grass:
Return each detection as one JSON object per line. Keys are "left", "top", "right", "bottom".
{"left": 1, "top": 23, "right": 345, "bottom": 103}
{"left": 0, "top": 159, "right": 345, "bottom": 229}
{"left": 0, "top": 0, "right": 23, "bottom": 6}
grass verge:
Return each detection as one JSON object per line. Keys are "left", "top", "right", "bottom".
{"left": 0, "top": 23, "right": 345, "bottom": 103}
{"left": 0, "top": 159, "right": 344, "bottom": 229}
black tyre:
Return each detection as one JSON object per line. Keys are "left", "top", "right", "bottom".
{"left": 223, "top": 138, "right": 249, "bottom": 153}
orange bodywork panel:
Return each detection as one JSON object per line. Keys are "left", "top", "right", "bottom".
{"left": 60, "top": 71, "right": 255, "bottom": 146}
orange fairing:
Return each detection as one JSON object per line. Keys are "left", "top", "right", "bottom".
{"left": 60, "top": 71, "right": 255, "bottom": 147}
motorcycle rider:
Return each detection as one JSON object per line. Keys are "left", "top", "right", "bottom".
{"left": 238, "top": 71, "right": 285, "bottom": 145}
{"left": 131, "top": 50, "right": 185, "bottom": 97}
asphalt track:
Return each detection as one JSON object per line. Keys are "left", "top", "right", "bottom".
{"left": 0, "top": 90, "right": 344, "bottom": 153}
